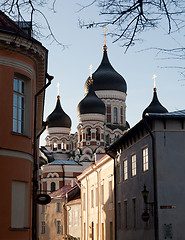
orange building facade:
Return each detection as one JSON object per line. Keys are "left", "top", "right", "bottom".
{"left": 0, "top": 11, "right": 48, "bottom": 239}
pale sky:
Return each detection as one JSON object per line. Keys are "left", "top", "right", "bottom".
{"left": 37, "top": 2, "right": 185, "bottom": 146}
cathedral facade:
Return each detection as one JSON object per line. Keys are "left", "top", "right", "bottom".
{"left": 39, "top": 43, "right": 130, "bottom": 193}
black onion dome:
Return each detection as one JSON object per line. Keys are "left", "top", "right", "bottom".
{"left": 142, "top": 89, "right": 168, "bottom": 118}
{"left": 78, "top": 83, "right": 106, "bottom": 115}
{"left": 85, "top": 46, "right": 127, "bottom": 94}
{"left": 46, "top": 96, "right": 71, "bottom": 128}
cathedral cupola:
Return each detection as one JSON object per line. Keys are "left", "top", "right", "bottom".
{"left": 142, "top": 82, "right": 168, "bottom": 118}
{"left": 84, "top": 44, "right": 127, "bottom": 94}
{"left": 77, "top": 82, "right": 106, "bottom": 116}
{"left": 46, "top": 95, "right": 71, "bottom": 129}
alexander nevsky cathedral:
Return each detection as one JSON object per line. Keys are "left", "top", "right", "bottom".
{"left": 39, "top": 40, "right": 130, "bottom": 192}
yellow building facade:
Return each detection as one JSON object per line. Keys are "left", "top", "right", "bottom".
{"left": 77, "top": 154, "right": 115, "bottom": 240}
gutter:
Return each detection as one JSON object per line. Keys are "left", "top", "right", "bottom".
{"left": 32, "top": 73, "right": 54, "bottom": 240}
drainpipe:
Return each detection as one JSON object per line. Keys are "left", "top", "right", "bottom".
{"left": 143, "top": 118, "right": 159, "bottom": 240}
{"left": 62, "top": 165, "right": 65, "bottom": 187}
{"left": 106, "top": 151, "right": 117, "bottom": 240}
{"left": 32, "top": 73, "right": 54, "bottom": 240}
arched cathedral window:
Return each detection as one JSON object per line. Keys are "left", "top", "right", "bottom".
{"left": 107, "top": 105, "right": 111, "bottom": 124}
{"left": 53, "top": 141, "right": 57, "bottom": 151}
{"left": 121, "top": 106, "right": 123, "bottom": 124}
{"left": 106, "top": 134, "right": 110, "bottom": 146}
{"left": 51, "top": 182, "right": 56, "bottom": 192}
{"left": 61, "top": 140, "right": 66, "bottom": 150}
{"left": 96, "top": 128, "right": 100, "bottom": 141}
{"left": 113, "top": 107, "right": 118, "bottom": 124}
{"left": 86, "top": 128, "right": 91, "bottom": 141}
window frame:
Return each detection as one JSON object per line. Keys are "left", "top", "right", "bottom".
{"left": 12, "top": 73, "right": 31, "bottom": 137}
{"left": 123, "top": 159, "right": 128, "bottom": 181}
{"left": 56, "top": 220, "right": 61, "bottom": 234}
{"left": 131, "top": 154, "right": 137, "bottom": 177}
{"left": 13, "top": 77, "right": 25, "bottom": 134}
{"left": 142, "top": 147, "right": 149, "bottom": 172}
{"left": 113, "top": 107, "right": 118, "bottom": 124}
{"left": 41, "top": 221, "right": 46, "bottom": 234}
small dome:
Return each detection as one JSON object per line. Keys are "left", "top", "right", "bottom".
{"left": 142, "top": 89, "right": 168, "bottom": 118}
{"left": 78, "top": 83, "right": 106, "bottom": 115}
{"left": 46, "top": 96, "right": 71, "bottom": 128}
{"left": 85, "top": 46, "right": 127, "bottom": 94}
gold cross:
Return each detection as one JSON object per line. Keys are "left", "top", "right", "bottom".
{"left": 89, "top": 64, "right": 93, "bottom": 80}
{"left": 57, "top": 82, "right": 60, "bottom": 96}
{"left": 103, "top": 27, "right": 108, "bottom": 45}
{"left": 152, "top": 74, "right": 157, "bottom": 89}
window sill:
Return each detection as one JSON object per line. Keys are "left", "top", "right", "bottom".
{"left": 9, "top": 227, "right": 30, "bottom": 231}
{"left": 11, "top": 131, "right": 31, "bottom": 139}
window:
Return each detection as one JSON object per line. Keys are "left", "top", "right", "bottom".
{"left": 56, "top": 220, "right": 61, "bottom": 234}
{"left": 131, "top": 154, "right": 136, "bottom": 177}
{"left": 51, "top": 182, "right": 56, "bottom": 192}
{"left": 13, "top": 78, "right": 24, "bottom": 134}
{"left": 83, "top": 192, "right": 86, "bottom": 211}
{"left": 133, "top": 198, "right": 136, "bottom": 229}
{"left": 107, "top": 105, "right": 111, "bottom": 123}
{"left": 91, "top": 189, "right": 94, "bottom": 208}
{"left": 11, "top": 181, "right": 29, "bottom": 228}
{"left": 110, "top": 221, "right": 113, "bottom": 240}
{"left": 123, "top": 159, "right": 128, "bottom": 181}
{"left": 106, "top": 134, "right": 110, "bottom": 146}
{"left": 84, "top": 222, "right": 86, "bottom": 240}
{"left": 115, "top": 134, "right": 119, "bottom": 142}
{"left": 96, "top": 187, "right": 98, "bottom": 207}
{"left": 56, "top": 202, "right": 61, "bottom": 212}
{"left": 41, "top": 221, "right": 45, "bottom": 234}
{"left": 86, "top": 128, "right": 91, "bottom": 140}
{"left": 53, "top": 141, "right": 57, "bottom": 151}
{"left": 96, "top": 128, "right": 100, "bottom": 140}
{"left": 92, "top": 222, "right": 94, "bottom": 240}
{"left": 124, "top": 200, "right": 128, "bottom": 229}
{"left": 113, "top": 107, "right": 118, "bottom": 123}
{"left": 143, "top": 147, "right": 149, "bottom": 172}
{"left": 102, "top": 223, "right": 104, "bottom": 240}
{"left": 120, "top": 106, "right": 123, "bottom": 124}
{"left": 101, "top": 184, "right": 104, "bottom": 205}
{"left": 109, "top": 180, "right": 113, "bottom": 203}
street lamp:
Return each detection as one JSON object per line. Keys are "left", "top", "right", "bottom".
{"left": 141, "top": 185, "right": 154, "bottom": 216}
{"left": 142, "top": 184, "right": 149, "bottom": 204}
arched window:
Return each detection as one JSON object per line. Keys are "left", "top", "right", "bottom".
{"left": 53, "top": 141, "right": 57, "bottom": 151}
{"left": 86, "top": 128, "right": 91, "bottom": 141}
{"left": 107, "top": 105, "right": 111, "bottom": 124}
{"left": 114, "top": 107, "right": 118, "bottom": 124}
{"left": 61, "top": 140, "right": 66, "bottom": 150}
{"left": 96, "top": 128, "right": 100, "bottom": 140}
{"left": 115, "top": 135, "right": 119, "bottom": 142}
{"left": 51, "top": 182, "right": 56, "bottom": 192}
{"left": 121, "top": 106, "right": 123, "bottom": 124}
{"left": 106, "top": 134, "right": 110, "bottom": 146}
